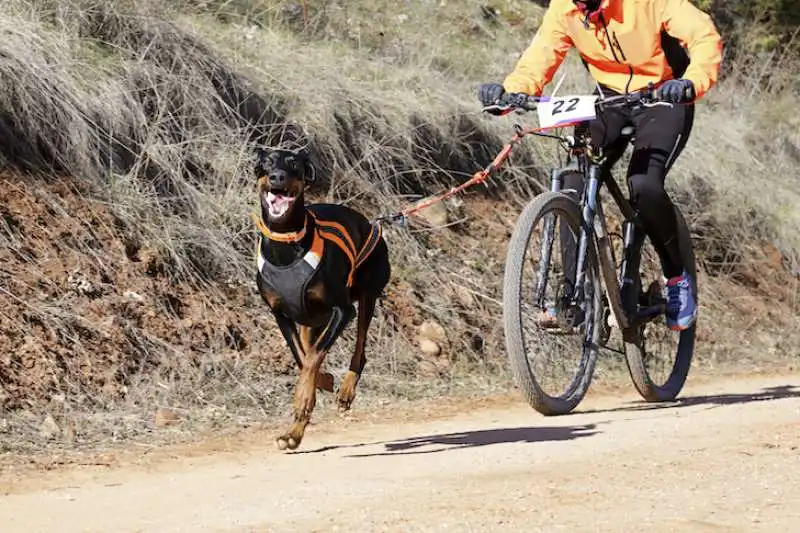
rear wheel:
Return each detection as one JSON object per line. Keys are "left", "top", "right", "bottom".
{"left": 503, "top": 191, "right": 604, "bottom": 415}
{"left": 623, "top": 206, "right": 696, "bottom": 402}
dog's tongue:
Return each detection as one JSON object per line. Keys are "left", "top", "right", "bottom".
{"left": 266, "top": 192, "right": 295, "bottom": 218}
{"left": 267, "top": 192, "right": 292, "bottom": 208}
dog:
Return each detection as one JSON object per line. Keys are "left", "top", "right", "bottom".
{"left": 253, "top": 146, "right": 391, "bottom": 451}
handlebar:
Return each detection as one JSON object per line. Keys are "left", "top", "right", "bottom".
{"left": 482, "top": 82, "right": 690, "bottom": 115}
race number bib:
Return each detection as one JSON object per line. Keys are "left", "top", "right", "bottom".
{"left": 536, "top": 95, "right": 598, "bottom": 129}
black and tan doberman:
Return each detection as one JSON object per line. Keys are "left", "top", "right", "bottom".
{"left": 253, "top": 147, "right": 391, "bottom": 451}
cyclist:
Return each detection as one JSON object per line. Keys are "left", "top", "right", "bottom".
{"left": 478, "top": 0, "right": 722, "bottom": 331}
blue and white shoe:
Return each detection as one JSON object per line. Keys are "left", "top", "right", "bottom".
{"left": 665, "top": 271, "right": 697, "bottom": 331}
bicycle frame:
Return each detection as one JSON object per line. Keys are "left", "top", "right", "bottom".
{"left": 538, "top": 139, "right": 664, "bottom": 333}
{"left": 484, "top": 86, "right": 674, "bottom": 334}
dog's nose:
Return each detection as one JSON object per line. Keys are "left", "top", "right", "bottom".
{"left": 269, "top": 171, "right": 288, "bottom": 188}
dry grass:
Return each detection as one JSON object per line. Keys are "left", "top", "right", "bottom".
{"left": 0, "top": 0, "right": 798, "bottom": 458}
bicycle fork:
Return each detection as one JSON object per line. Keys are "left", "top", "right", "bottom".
{"left": 536, "top": 165, "right": 631, "bottom": 334}
{"left": 533, "top": 168, "right": 566, "bottom": 308}
{"left": 535, "top": 163, "right": 666, "bottom": 335}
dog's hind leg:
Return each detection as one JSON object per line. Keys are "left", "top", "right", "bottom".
{"left": 337, "top": 293, "right": 377, "bottom": 414}
{"left": 276, "top": 305, "right": 354, "bottom": 451}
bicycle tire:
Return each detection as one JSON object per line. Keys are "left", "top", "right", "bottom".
{"left": 502, "top": 191, "right": 604, "bottom": 416}
{"left": 624, "top": 205, "right": 697, "bottom": 402}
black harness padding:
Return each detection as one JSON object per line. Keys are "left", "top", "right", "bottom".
{"left": 257, "top": 233, "right": 324, "bottom": 326}
{"left": 256, "top": 204, "right": 379, "bottom": 327}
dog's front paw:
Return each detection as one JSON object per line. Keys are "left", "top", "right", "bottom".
{"left": 275, "top": 434, "right": 300, "bottom": 451}
{"left": 275, "top": 427, "right": 304, "bottom": 451}
{"left": 275, "top": 435, "right": 290, "bottom": 450}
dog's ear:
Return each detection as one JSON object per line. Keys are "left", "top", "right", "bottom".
{"left": 305, "top": 160, "right": 317, "bottom": 184}
{"left": 303, "top": 153, "right": 317, "bottom": 184}
{"left": 293, "top": 148, "right": 316, "bottom": 184}
{"left": 253, "top": 146, "right": 270, "bottom": 179}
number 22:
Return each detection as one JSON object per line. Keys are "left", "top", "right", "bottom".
{"left": 552, "top": 97, "right": 579, "bottom": 115}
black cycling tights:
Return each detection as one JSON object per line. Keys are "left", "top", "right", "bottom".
{"left": 560, "top": 98, "right": 694, "bottom": 293}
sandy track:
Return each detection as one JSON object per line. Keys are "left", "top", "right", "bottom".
{"left": 2, "top": 374, "right": 799, "bottom": 533}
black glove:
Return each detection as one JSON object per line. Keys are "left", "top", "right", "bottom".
{"left": 478, "top": 82, "right": 505, "bottom": 107}
{"left": 657, "top": 79, "right": 695, "bottom": 103}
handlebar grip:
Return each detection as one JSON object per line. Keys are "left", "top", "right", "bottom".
{"left": 487, "top": 92, "right": 538, "bottom": 112}
{"left": 648, "top": 81, "right": 694, "bottom": 103}
{"left": 512, "top": 93, "right": 536, "bottom": 110}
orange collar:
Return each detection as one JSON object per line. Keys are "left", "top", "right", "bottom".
{"left": 253, "top": 209, "right": 382, "bottom": 290}
{"left": 251, "top": 212, "right": 310, "bottom": 243}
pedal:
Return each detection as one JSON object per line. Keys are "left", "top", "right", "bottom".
{"left": 635, "top": 303, "right": 665, "bottom": 320}
{"left": 632, "top": 281, "right": 666, "bottom": 323}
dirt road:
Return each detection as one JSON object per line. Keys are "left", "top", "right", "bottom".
{"left": 2, "top": 374, "right": 799, "bottom": 533}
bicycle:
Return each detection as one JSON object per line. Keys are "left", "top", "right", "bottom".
{"left": 480, "top": 84, "right": 697, "bottom": 415}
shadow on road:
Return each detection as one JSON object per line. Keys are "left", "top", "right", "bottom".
{"left": 293, "top": 386, "right": 798, "bottom": 456}
{"left": 346, "top": 423, "right": 599, "bottom": 458}
{"left": 295, "top": 423, "right": 599, "bottom": 457}
{"left": 579, "top": 384, "right": 800, "bottom": 415}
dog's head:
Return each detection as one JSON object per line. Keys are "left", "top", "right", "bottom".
{"left": 254, "top": 147, "right": 314, "bottom": 222}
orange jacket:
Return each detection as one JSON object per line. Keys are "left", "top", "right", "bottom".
{"left": 503, "top": 0, "right": 723, "bottom": 99}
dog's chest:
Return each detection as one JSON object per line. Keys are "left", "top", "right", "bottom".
{"left": 257, "top": 237, "right": 350, "bottom": 325}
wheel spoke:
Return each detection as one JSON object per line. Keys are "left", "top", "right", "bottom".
{"left": 502, "top": 190, "right": 603, "bottom": 416}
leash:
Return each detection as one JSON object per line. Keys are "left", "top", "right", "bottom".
{"left": 373, "top": 124, "right": 546, "bottom": 227}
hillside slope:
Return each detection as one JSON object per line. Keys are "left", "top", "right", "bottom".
{"left": 0, "top": 0, "right": 798, "bottom": 454}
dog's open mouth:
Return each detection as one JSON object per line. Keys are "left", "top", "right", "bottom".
{"left": 264, "top": 190, "right": 296, "bottom": 218}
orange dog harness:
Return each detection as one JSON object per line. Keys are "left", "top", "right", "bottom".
{"left": 254, "top": 211, "right": 382, "bottom": 324}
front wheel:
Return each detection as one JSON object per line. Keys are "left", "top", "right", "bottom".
{"left": 502, "top": 191, "right": 604, "bottom": 416}
{"left": 623, "top": 206, "right": 696, "bottom": 402}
